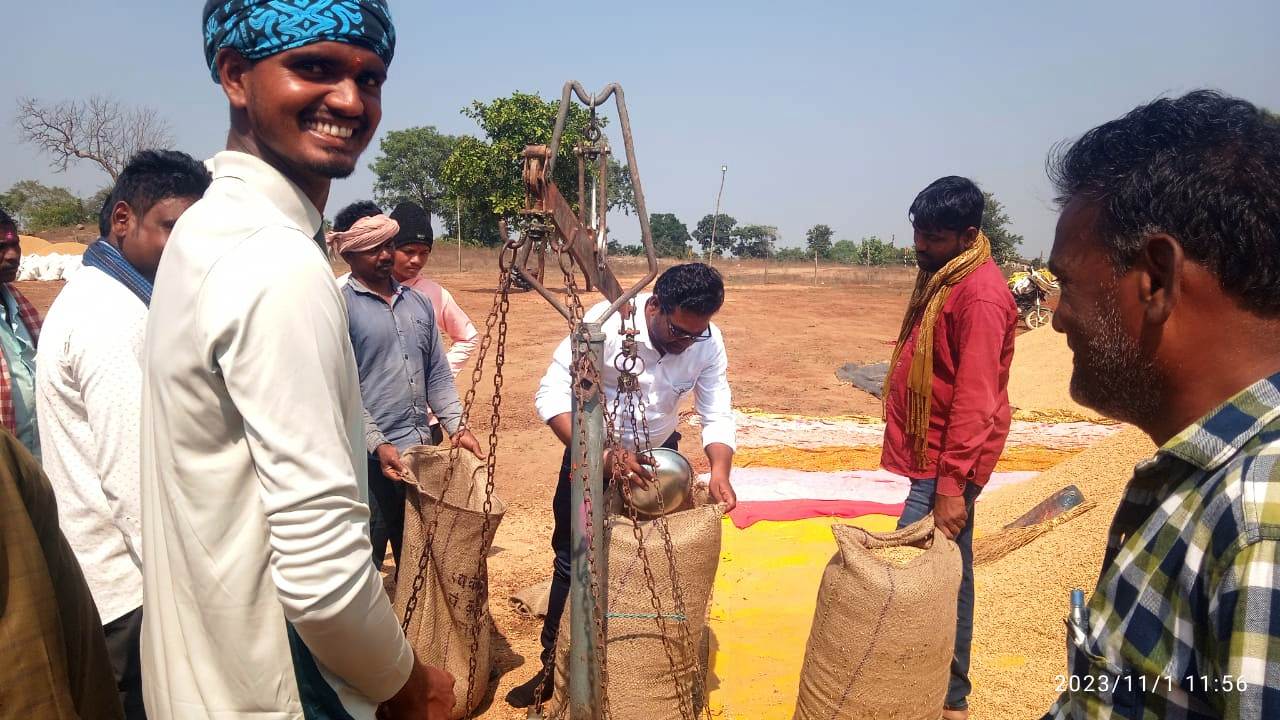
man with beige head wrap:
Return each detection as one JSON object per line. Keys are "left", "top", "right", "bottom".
{"left": 331, "top": 202, "right": 482, "bottom": 572}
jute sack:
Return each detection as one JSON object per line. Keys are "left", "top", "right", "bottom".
{"left": 542, "top": 496, "right": 724, "bottom": 719}
{"left": 392, "top": 445, "right": 506, "bottom": 719}
{"left": 793, "top": 515, "right": 961, "bottom": 720}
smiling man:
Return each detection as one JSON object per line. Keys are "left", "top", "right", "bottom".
{"left": 881, "top": 176, "right": 1018, "bottom": 720}
{"left": 138, "top": 3, "right": 452, "bottom": 719}
{"left": 1043, "top": 91, "right": 1280, "bottom": 719}
{"left": 510, "top": 262, "right": 738, "bottom": 707}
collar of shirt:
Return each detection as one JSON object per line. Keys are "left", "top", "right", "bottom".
{"left": 1107, "top": 373, "right": 1280, "bottom": 553}
{"left": 0, "top": 287, "right": 34, "bottom": 348}
{"left": 345, "top": 276, "right": 406, "bottom": 304}
{"left": 209, "top": 151, "right": 323, "bottom": 240}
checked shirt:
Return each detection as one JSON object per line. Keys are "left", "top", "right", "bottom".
{"left": 1046, "top": 373, "right": 1280, "bottom": 719}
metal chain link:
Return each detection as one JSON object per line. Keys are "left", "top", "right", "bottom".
{"left": 625, "top": 346, "right": 712, "bottom": 720}
{"left": 533, "top": 236, "right": 613, "bottom": 719}
{"left": 399, "top": 237, "right": 520, "bottom": 710}
{"left": 607, "top": 315, "right": 698, "bottom": 720}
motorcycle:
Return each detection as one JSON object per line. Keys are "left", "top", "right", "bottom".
{"left": 1008, "top": 268, "right": 1056, "bottom": 329}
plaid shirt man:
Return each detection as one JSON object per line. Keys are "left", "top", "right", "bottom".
{"left": 1045, "top": 373, "right": 1280, "bottom": 719}
{"left": 0, "top": 283, "right": 42, "bottom": 434}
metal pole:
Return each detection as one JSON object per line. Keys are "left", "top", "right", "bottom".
{"left": 569, "top": 322, "right": 607, "bottom": 720}
{"left": 708, "top": 165, "right": 727, "bottom": 263}
{"left": 457, "top": 197, "right": 464, "bottom": 273}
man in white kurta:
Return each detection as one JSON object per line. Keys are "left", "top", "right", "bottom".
{"left": 140, "top": 2, "right": 447, "bottom": 717}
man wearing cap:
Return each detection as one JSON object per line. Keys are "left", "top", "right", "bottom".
{"left": 327, "top": 210, "right": 480, "bottom": 571}
{"left": 387, "top": 201, "right": 479, "bottom": 379}
{"left": 139, "top": 2, "right": 453, "bottom": 718}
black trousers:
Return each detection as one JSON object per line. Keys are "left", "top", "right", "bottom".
{"left": 103, "top": 606, "right": 146, "bottom": 720}
{"left": 367, "top": 425, "right": 445, "bottom": 571}
{"left": 538, "top": 432, "right": 681, "bottom": 669}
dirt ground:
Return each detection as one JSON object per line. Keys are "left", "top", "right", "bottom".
{"left": 14, "top": 255, "right": 1031, "bottom": 718}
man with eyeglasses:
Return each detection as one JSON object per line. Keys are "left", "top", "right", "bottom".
{"left": 509, "top": 262, "right": 738, "bottom": 708}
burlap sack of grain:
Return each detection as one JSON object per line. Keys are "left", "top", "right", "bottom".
{"left": 541, "top": 497, "right": 724, "bottom": 719}
{"left": 793, "top": 515, "right": 962, "bottom": 720}
{"left": 392, "top": 445, "right": 506, "bottom": 719}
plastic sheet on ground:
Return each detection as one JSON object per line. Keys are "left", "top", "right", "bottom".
{"left": 834, "top": 361, "right": 889, "bottom": 399}
{"left": 707, "top": 514, "right": 898, "bottom": 719}
{"left": 706, "top": 467, "right": 1038, "bottom": 528}
{"left": 690, "top": 410, "right": 1120, "bottom": 450}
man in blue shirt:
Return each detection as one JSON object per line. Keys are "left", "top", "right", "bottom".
{"left": 330, "top": 211, "right": 481, "bottom": 571}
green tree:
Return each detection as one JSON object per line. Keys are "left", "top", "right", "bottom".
{"left": 733, "top": 224, "right": 778, "bottom": 259}
{"left": 441, "top": 92, "right": 602, "bottom": 246}
{"left": 773, "top": 247, "right": 810, "bottom": 262}
{"left": 854, "top": 235, "right": 898, "bottom": 265}
{"left": 608, "top": 160, "right": 636, "bottom": 216}
{"left": 981, "top": 191, "right": 1025, "bottom": 263}
{"left": 829, "top": 238, "right": 860, "bottom": 264}
{"left": 649, "top": 213, "right": 691, "bottom": 258}
{"left": 805, "top": 224, "right": 834, "bottom": 259}
{"left": 368, "top": 126, "right": 460, "bottom": 216}
{"left": 0, "top": 180, "right": 93, "bottom": 233}
{"left": 692, "top": 213, "right": 736, "bottom": 257}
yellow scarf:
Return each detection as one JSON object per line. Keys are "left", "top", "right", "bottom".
{"left": 883, "top": 232, "right": 993, "bottom": 469}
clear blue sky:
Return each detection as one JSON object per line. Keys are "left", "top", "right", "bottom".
{"left": 2, "top": 1, "right": 1276, "bottom": 256}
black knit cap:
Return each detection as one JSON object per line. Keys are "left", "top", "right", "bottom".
{"left": 389, "top": 202, "right": 433, "bottom": 249}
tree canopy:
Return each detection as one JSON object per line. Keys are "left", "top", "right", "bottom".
{"left": 805, "top": 224, "right": 834, "bottom": 258}
{"left": 0, "top": 180, "right": 96, "bottom": 233}
{"left": 692, "top": 213, "right": 736, "bottom": 257}
{"left": 649, "top": 213, "right": 692, "bottom": 258}
{"left": 981, "top": 191, "right": 1025, "bottom": 263}
{"left": 368, "top": 126, "right": 460, "bottom": 216}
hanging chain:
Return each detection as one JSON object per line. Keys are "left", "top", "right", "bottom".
{"left": 399, "top": 234, "right": 519, "bottom": 710}
{"left": 534, "top": 231, "right": 613, "bottom": 719}
{"left": 626, "top": 347, "right": 712, "bottom": 720}
{"left": 606, "top": 314, "right": 698, "bottom": 720}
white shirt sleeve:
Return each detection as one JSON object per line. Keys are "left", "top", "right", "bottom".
{"left": 695, "top": 328, "right": 737, "bottom": 450}
{"left": 74, "top": 317, "right": 146, "bottom": 564}
{"left": 535, "top": 332, "right": 575, "bottom": 423}
{"left": 202, "top": 236, "right": 412, "bottom": 701}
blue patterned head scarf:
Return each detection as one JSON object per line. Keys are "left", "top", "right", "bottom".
{"left": 202, "top": 0, "right": 396, "bottom": 82}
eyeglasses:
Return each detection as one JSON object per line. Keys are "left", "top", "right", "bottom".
{"left": 666, "top": 316, "right": 712, "bottom": 342}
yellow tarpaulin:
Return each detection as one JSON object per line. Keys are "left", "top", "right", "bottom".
{"left": 707, "top": 514, "right": 899, "bottom": 719}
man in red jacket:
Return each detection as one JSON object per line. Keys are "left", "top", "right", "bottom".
{"left": 881, "top": 176, "right": 1018, "bottom": 720}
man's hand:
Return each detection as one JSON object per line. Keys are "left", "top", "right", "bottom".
{"left": 603, "top": 447, "right": 655, "bottom": 487}
{"left": 376, "top": 443, "right": 407, "bottom": 482}
{"left": 705, "top": 443, "right": 736, "bottom": 512}
{"left": 708, "top": 474, "right": 737, "bottom": 512}
{"left": 451, "top": 428, "right": 485, "bottom": 459}
{"left": 378, "top": 658, "right": 456, "bottom": 720}
{"left": 934, "top": 492, "right": 968, "bottom": 540}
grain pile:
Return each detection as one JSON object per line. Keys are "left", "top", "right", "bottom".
{"left": 968, "top": 425, "right": 1153, "bottom": 719}
{"left": 1008, "top": 326, "right": 1110, "bottom": 423}
{"left": 733, "top": 444, "right": 1077, "bottom": 473}
{"left": 870, "top": 545, "right": 925, "bottom": 565}
{"left": 19, "top": 235, "right": 50, "bottom": 255}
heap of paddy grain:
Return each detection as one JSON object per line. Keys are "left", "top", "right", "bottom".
{"left": 1007, "top": 325, "right": 1109, "bottom": 423}
{"left": 969, "top": 425, "right": 1154, "bottom": 718}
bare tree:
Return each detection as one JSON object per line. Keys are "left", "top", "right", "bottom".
{"left": 15, "top": 96, "right": 174, "bottom": 182}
